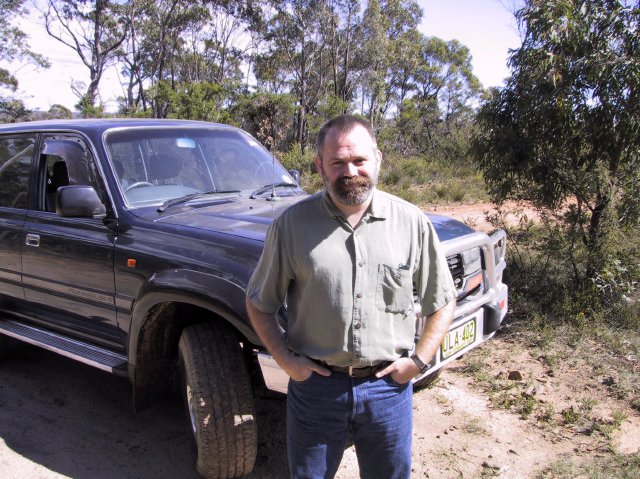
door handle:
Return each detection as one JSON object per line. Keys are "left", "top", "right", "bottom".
{"left": 25, "top": 233, "right": 40, "bottom": 247}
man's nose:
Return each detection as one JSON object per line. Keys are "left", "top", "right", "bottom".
{"left": 344, "top": 162, "right": 359, "bottom": 176}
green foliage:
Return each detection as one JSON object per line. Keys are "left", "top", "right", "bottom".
{"left": 0, "top": 98, "right": 30, "bottom": 122}
{"left": 474, "top": 0, "right": 640, "bottom": 287}
{"left": 0, "top": 0, "right": 50, "bottom": 92}
{"left": 488, "top": 202, "right": 640, "bottom": 325}
{"left": 75, "top": 94, "right": 105, "bottom": 118}
{"left": 234, "top": 92, "right": 297, "bottom": 152}
{"left": 378, "top": 152, "right": 487, "bottom": 207}
{"left": 538, "top": 452, "right": 640, "bottom": 479}
{"left": 169, "top": 81, "right": 235, "bottom": 123}
{"left": 0, "top": 0, "right": 49, "bottom": 117}
{"left": 278, "top": 143, "right": 315, "bottom": 174}
{"left": 46, "top": 104, "right": 72, "bottom": 119}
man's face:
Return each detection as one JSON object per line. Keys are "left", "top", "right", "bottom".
{"left": 315, "top": 125, "right": 382, "bottom": 207}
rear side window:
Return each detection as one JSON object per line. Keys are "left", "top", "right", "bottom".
{"left": 0, "top": 135, "right": 36, "bottom": 209}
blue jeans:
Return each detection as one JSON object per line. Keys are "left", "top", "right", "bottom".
{"left": 287, "top": 372, "right": 413, "bottom": 479}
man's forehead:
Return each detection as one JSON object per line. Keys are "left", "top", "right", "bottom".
{"left": 324, "top": 125, "right": 375, "bottom": 150}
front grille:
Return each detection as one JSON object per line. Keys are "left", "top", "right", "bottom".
{"left": 447, "top": 254, "right": 464, "bottom": 289}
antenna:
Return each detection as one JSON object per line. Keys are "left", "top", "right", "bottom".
{"left": 267, "top": 149, "right": 282, "bottom": 202}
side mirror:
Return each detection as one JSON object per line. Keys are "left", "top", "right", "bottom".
{"left": 56, "top": 185, "right": 107, "bottom": 218}
{"left": 288, "top": 169, "right": 301, "bottom": 184}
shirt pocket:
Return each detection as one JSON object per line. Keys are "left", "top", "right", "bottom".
{"left": 376, "top": 265, "right": 413, "bottom": 314}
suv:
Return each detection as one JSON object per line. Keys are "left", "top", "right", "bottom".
{"left": 0, "top": 119, "right": 507, "bottom": 478}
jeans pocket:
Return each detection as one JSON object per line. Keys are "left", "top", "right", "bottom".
{"left": 290, "top": 371, "right": 315, "bottom": 385}
{"left": 382, "top": 374, "right": 410, "bottom": 389}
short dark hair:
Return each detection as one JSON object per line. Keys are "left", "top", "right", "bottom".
{"left": 315, "top": 115, "right": 377, "bottom": 154}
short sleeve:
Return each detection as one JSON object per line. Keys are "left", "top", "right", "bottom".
{"left": 246, "top": 219, "right": 294, "bottom": 314}
{"left": 414, "top": 216, "right": 457, "bottom": 316}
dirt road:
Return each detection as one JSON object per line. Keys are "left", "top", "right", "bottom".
{"left": 2, "top": 334, "right": 638, "bottom": 478}
{"left": 1, "top": 204, "right": 637, "bottom": 478}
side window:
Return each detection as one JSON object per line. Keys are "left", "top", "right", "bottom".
{"left": 0, "top": 135, "right": 36, "bottom": 209}
{"left": 41, "top": 136, "right": 106, "bottom": 213}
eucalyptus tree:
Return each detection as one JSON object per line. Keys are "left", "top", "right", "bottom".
{"left": 118, "top": 0, "right": 253, "bottom": 118}
{"left": 137, "top": 0, "right": 211, "bottom": 116}
{"left": 392, "top": 36, "right": 480, "bottom": 158}
{"left": 475, "top": 0, "right": 640, "bottom": 289}
{"left": 1, "top": 0, "right": 49, "bottom": 121}
{"left": 1, "top": 0, "right": 50, "bottom": 91}
{"left": 360, "top": 0, "right": 422, "bottom": 128}
{"left": 118, "top": 0, "right": 151, "bottom": 113}
{"left": 41, "top": 0, "right": 127, "bottom": 114}
{"left": 317, "top": 0, "right": 362, "bottom": 109}
{"left": 184, "top": 0, "right": 250, "bottom": 85}
{"left": 412, "top": 38, "right": 480, "bottom": 128}
{"left": 256, "top": 0, "right": 328, "bottom": 148}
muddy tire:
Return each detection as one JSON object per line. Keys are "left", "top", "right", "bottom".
{"left": 178, "top": 322, "right": 257, "bottom": 479}
{"left": 413, "top": 369, "right": 442, "bottom": 390}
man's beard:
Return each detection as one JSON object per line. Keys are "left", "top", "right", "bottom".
{"left": 323, "top": 174, "right": 376, "bottom": 206}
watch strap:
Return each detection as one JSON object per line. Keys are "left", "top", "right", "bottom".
{"left": 410, "top": 353, "right": 429, "bottom": 374}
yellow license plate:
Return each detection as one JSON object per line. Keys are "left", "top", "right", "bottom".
{"left": 441, "top": 318, "right": 476, "bottom": 360}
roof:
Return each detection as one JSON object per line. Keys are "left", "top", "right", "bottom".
{"left": 0, "top": 118, "right": 235, "bottom": 135}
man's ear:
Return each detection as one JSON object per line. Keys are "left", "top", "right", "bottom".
{"left": 314, "top": 154, "right": 323, "bottom": 174}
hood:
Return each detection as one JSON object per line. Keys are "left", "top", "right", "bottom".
{"left": 151, "top": 194, "right": 305, "bottom": 241}
{"left": 141, "top": 193, "right": 475, "bottom": 243}
{"left": 426, "top": 213, "right": 475, "bottom": 242}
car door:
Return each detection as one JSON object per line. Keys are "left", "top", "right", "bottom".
{"left": 0, "top": 134, "right": 36, "bottom": 304}
{"left": 21, "top": 133, "right": 121, "bottom": 349}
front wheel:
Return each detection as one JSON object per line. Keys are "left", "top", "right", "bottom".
{"left": 178, "top": 322, "right": 257, "bottom": 478}
{"left": 413, "top": 369, "right": 442, "bottom": 391}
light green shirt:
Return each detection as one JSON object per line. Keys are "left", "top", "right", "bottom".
{"left": 247, "top": 189, "right": 456, "bottom": 367}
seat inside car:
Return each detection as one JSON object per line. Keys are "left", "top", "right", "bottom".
{"left": 147, "top": 153, "right": 181, "bottom": 185}
{"left": 46, "top": 161, "right": 69, "bottom": 212}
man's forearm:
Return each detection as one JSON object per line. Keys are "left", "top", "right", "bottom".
{"left": 414, "top": 299, "right": 456, "bottom": 364}
{"left": 245, "top": 299, "right": 291, "bottom": 364}
{"left": 245, "top": 298, "right": 330, "bottom": 381}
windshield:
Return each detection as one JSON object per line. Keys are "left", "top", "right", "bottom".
{"left": 104, "top": 127, "right": 296, "bottom": 207}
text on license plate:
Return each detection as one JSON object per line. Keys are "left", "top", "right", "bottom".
{"left": 441, "top": 318, "right": 476, "bottom": 360}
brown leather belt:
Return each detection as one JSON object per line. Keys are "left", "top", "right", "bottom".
{"left": 322, "top": 361, "right": 391, "bottom": 378}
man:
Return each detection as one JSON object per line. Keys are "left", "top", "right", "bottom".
{"left": 246, "top": 115, "right": 456, "bottom": 478}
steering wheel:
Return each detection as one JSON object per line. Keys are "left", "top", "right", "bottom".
{"left": 125, "top": 181, "right": 154, "bottom": 193}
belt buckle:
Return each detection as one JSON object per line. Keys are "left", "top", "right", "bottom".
{"left": 348, "top": 365, "right": 353, "bottom": 377}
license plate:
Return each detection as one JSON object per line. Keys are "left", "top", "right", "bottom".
{"left": 441, "top": 318, "right": 476, "bottom": 360}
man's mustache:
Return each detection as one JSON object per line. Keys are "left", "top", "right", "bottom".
{"left": 336, "top": 176, "right": 371, "bottom": 188}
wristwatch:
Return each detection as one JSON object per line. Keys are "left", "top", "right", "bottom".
{"left": 410, "top": 353, "right": 430, "bottom": 374}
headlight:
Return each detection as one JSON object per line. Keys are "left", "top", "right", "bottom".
{"left": 461, "top": 247, "right": 482, "bottom": 274}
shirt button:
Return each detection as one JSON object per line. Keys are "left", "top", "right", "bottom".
{"left": 359, "top": 261, "right": 364, "bottom": 267}
{"left": 356, "top": 292, "right": 362, "bottom": 298}
{"left": 354, "top": 322, "right": 361, "bottom": 329}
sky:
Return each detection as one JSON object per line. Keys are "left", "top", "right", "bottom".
{"left": 418, "top": 0, "right": 522, "bottom": 88}
{"left": 9, "top": 0, "right": 523, "bottom": 113}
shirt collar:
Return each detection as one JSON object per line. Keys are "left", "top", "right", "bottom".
{"left": 321, "top": 189, "right": 388, "bottom": 221}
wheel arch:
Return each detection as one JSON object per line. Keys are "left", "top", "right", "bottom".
{"left": 128, "top": 270, "right": 258, "bottom": 411}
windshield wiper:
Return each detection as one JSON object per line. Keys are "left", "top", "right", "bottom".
{"left": 250, "top": 182, "right": 298, "bottom": 199}
{"left": 157, "top": 190, "right": 240, "bottom": 212}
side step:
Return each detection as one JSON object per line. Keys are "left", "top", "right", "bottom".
{"left": 0, "top": 318, "right": 128, "bottom": 375}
